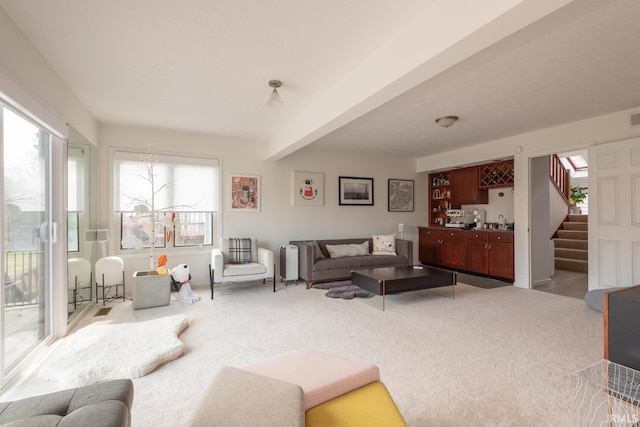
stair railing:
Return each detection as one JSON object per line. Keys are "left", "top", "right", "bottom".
{"left": 550, "top": 154, "right": 570, "bottom": 206}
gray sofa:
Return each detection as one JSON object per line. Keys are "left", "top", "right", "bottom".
{"left": 0, "top": 379, "right": 133, "bottom": 427}
{"left": 290, "top": 238, "right": 413, "bottom": 288}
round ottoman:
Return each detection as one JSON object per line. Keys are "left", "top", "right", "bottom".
{"left": 584, "top": 287, "right": 624, "bottom": 312}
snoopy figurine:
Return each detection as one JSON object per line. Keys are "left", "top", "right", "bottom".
{"left": 171, "top": 264, "right": 201, "bottom": 304}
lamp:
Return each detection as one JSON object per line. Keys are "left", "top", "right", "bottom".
{"left": 398, "top": 223, "right": 406, "bottom": 240}
{"left": 435, "top": 116, "right": 458, "bottom": 128}
{"left": 266, "top": 80, "right": 284, "bottom": 107}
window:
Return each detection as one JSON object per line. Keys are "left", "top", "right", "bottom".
{"left": 114, "top": 151, "right": 219, "bottom": 251}
{"left": 67, "top": 147, "right": 85, "bottom": 252}
{"left": 567, "top": 155, "right": 588, "bottom": 172}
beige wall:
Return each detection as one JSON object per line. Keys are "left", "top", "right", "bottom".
{"left": 98, "top": 123, "right": 428, "bottom": 285}
{"left": 0, "top": 8, "right": 97, "bottom": 143}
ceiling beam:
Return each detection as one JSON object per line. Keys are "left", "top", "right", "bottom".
{"left": 265, "top": 0, "right": 574, "bottom": 160}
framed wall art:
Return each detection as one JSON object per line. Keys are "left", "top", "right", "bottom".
{"left": 388, "top": 179, "right": 414, "bottom": 212}
{"left": 230, "top": 174, "right": 260, "bottom": 211}
{"left": 292, "top": 171, "right": 324, "bottom": 206}
{"left": 338, "top": 176, "right": 374, "bottom": 206}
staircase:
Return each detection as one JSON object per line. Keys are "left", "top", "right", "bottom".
{"left": 553, "top": 214, "right": 588, "bottom": 272}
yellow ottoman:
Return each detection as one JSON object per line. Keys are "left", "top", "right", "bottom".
{"left": 305, "top": 381, "right": 406, "bottom": 427}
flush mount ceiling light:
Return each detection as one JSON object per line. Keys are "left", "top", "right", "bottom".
{"left": 435, "top": 116, "right": 458, "bottom": 128}
{"left": 266, "top": 80, "right": 284, "bottom": 107}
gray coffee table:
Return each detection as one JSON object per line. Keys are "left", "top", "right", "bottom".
{"left": 351, "top": 265, "right": 456, "bottom": 311}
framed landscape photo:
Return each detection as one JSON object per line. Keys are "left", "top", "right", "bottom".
{"left": 339, "top": 176, "right": 374, "bottom": 206}
{"left": 292, "top": 171, "right": 324, "bottom": 206}
{"left": 230, "top": 174, "right": 260, "bottom": 211}
{"left": 388, "top": 179, "right": 414, "bottom": 212}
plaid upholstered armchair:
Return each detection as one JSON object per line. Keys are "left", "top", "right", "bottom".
{"left": 209, "top": 238, "right": 276, "bottom": 299}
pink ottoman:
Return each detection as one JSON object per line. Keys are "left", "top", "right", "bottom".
{"left": 243, "top": 349, "right": 380, "bottom": 410}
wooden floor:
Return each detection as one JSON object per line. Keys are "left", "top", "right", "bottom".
{"left": 456, "top": 270, "right": 588, "bottom": 300}
{"left": 533, "top": 269, "right": 588, "bottom": 300}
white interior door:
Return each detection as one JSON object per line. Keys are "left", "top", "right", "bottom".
{"left": 588, "top": 137, "right": 640, "bottom": 290}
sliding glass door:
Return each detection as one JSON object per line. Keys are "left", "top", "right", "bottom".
{"left": 1, "top": 105, "right": 54, "bottom": 383}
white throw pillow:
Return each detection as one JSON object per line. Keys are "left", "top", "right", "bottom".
{"left": 326, "top": 241, "right": 369, "bottom": 258}
{"left": 372, "top": 234, "right": 397, "bottom": 255}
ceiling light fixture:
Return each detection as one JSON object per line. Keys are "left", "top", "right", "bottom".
{"left": 266, "top": 80, "right": 284, "bottom": 107}
{"left": 435, "top": 115, "right": 458, "bottom": 128}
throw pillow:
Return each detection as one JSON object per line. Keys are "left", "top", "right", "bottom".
{"left": 228, "top": 238, "right": 252, "bottom": 264}
{"left": 326, "top": 241, "right": 369, "bottom": 258}
{"left": 305, "top": 240, "right": 326, "bottom": 261}
{"left": 372, "top": 234, "right": 397, "bottom": 255}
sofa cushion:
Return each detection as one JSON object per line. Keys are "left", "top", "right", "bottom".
{"left": 312, "top": 255, "right": 408, "bottom": 272}
{"left": 304, "top": 240, "right": 326, "bottom": 260}
{"left": 326, "top": 241, "right": 369, "bottom": 258}
{"left": 223, "top": 262, "right": 267, "bottom": 277}
{"left": 372, "top": 234, "right": 397, "bottom": 256}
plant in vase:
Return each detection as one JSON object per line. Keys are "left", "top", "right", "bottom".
{"left": 569, "top": 185, "right": 586, "bottom": 214}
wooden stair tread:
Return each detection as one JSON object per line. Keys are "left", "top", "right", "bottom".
{"left": 555, "top": 248, "right": 588, "bottom": 260}
{"left": 562, "top": 222, "right": 588, "bottom": 231}
{"left": 553, "top": 214, "right": 588, "bottom": 272}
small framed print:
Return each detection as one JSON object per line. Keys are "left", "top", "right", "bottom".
{"left": 388, "top": 179, "right": 414, "bottom": 212}
{"left": 338, "top": 176, "right": 374, "bottom": 206}
{"left": 230, "top": 174, "right": 260, "bottom": 211}
{"left": 292, "top": 171, "right": 324, "bottom": 206}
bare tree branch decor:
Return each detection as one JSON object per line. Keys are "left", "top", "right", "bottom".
{"left": 121, "top": 147, "right": 197, "bottom": 271}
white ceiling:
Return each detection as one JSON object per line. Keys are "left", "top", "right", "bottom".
{"left": 1, "top": 0, "right": 639, "bottom": 159}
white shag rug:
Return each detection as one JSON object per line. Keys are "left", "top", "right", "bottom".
{"left": 38, "top": 314, "right": 189, "bottom": 388}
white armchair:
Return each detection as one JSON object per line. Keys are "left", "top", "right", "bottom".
{"left": 95, "top": 256, "right": 126, "bottom": 305}
{"left": 209, "top": 238, "right": 275, "bottom": 299}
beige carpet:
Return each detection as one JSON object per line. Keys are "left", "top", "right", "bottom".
{"left": 2, "top": 281, "right": 603, "bottom": 426}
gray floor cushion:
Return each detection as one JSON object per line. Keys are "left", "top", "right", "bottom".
{"left": 584, "top": 287, "right": 624, "bottom": 312}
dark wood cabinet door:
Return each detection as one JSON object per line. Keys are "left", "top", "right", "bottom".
{"left": 451, "top": 166, "right": 488, "bottom": 206}
{"left": 488, "top": 242, "right": 514, "bottom": 280}
{"left": 419, "top": 228, "right": 442, "bottom": 265}
{"left": 420, "top": 227, "right": 513, "bottom": 280}
{"left": 440, "top": 230, "right": 467, "bottom": 270}
{"left": 467, "top": 232, "right": 489, "bottom": 274}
